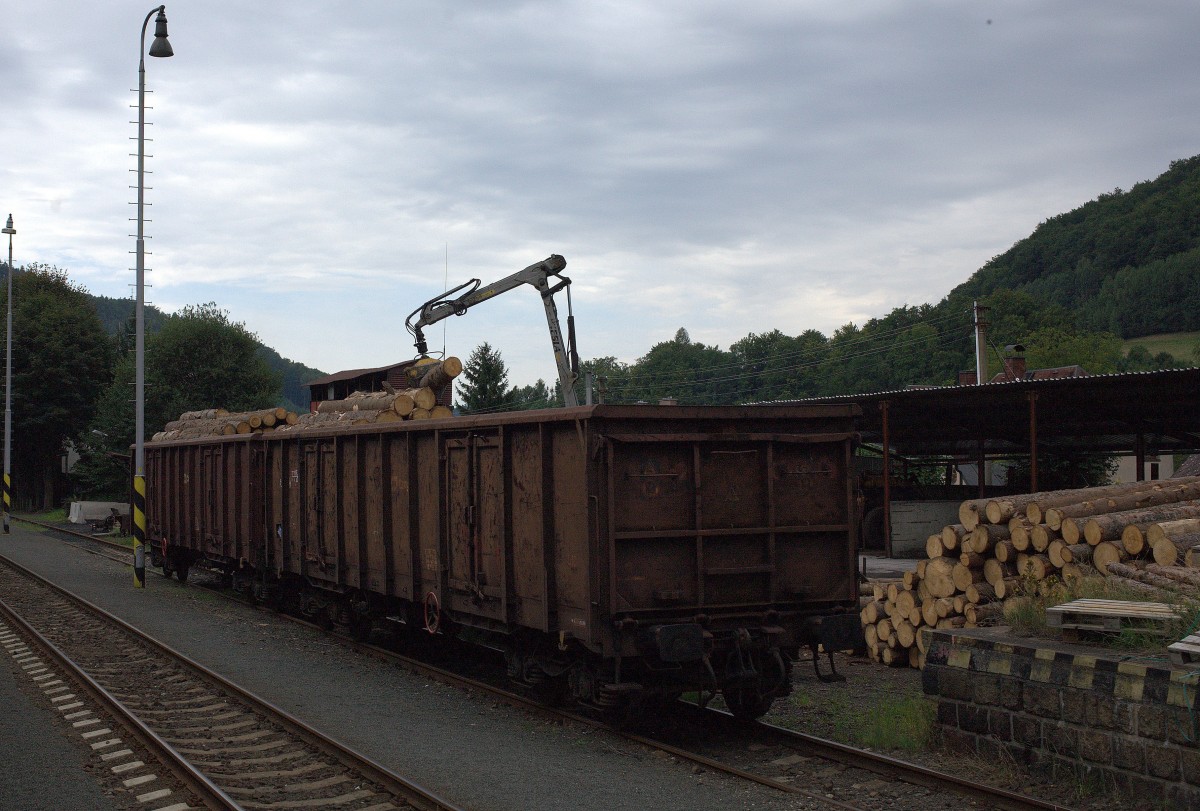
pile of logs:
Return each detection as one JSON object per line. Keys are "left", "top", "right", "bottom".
{"left": 277, "top": 387, "right": 453, "bottom": 431}
{"left": 152, "top": 407, "right": 299, "bottom": 440}
{"left": 150, "top": 356, "right": 462, "bottom": 441}
{"left": 862, "top": 475, "right": 1200, "bottom": 669}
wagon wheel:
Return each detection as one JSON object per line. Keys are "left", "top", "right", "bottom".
{"left": 721, "top": 645, "right": 786, "bottom": 720}
{"left": 349, "top": 593, "right": 374, "bottom": 641}
{"left": 423, "top": 591, "right": 440, "bottom": 635}
{"left": 722, "top": 687, "right": 774, "bottom": 720}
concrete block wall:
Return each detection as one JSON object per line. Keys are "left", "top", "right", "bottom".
{"left": 922, "top": 628, "right": 1200, "bottom": 809}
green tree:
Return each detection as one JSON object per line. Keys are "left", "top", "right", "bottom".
{"left": 731, "top": 329, "right": 828, "bottom": 402}
{"left": 623, "top": 328, "right": 731, "bottom": 405}
{"left": 1023, "top": 327, "right": 1123, "bottom": 373}
{"left": 577, "top": 355, "right": 631, "bottom": 404}
{"left": 74, "top": 303, "right": 280, "bottom": 498}
{"left": 144, "top": 303, "right": 280, "bottom": 432}
{"left": 1117, "top": 345, "right": 1187, "bottom": 373}
{"left": 1002, "top": 453, "right": 1118, "bottom": 492}
{"left": 456, "top": 342, "right": 518, "bottom": 413}
{"left": 0, "top": 265, "right": 116, "bottom": 508}
{"left": 511, "top": 379, "right": 554, "bottom": 410}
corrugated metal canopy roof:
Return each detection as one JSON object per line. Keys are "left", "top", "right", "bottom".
{"left": 763, "top": 367, "right": 1200, "bottom": 460}
{"left": 305, "top": 363, "right": 407, "bottom": 387}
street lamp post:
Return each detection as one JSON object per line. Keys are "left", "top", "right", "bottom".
{"left": 2, "top": 214, "right": 14, "bottom": 535}
{"left": 133, "top": 6, "right": 173, "bottom": 587}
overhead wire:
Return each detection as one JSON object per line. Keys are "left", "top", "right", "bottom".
{"left": 458, "top": 306, "right": 975, "bottom": 411}
{"left": 599, "top": 312, "right": 975, "bottom": 398}
{"left": 602, "top": 308, "right": 969, "bottom": 388}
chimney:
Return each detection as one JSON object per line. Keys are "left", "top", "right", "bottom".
{"left": 957, "top": 370, "right": 977, "bottom": 386}
{"left": 1001, "top": 344, "right": 1027, "bottom": 382}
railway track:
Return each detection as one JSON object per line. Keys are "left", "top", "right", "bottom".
{"left": 699, "top": 708, "right": 1075, "bottom": 811}
{"left": 0, "top": 547, "right": 464, "bottom": 811}
{"left": 20, "top": 519, "right": 1074, "bottom": 811}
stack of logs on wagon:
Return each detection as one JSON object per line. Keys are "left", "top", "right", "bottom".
{"left": 862, "top": 475, "right": 1200, "bottom": 669}
{"left": 150, "top": 357, "right": 462, "bottom": 441}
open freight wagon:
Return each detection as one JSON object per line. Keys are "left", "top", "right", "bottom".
{"left": 144, "top": 403, "right": 862, "bottom": 718}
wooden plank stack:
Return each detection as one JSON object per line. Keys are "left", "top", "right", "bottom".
{"left": 151, "top": 357, "right": 462, "bottom": 441}
{"left": 1045, "top": 599, "right": 1180, "bottom": 640}
{"left": 1168, "top": 634, "right": 1200, "bottom": 665}
{"left": 862, "top": 475, "right": 1200, "bottom": 669}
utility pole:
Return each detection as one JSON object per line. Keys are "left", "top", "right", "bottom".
{"left": 973, "top": 300, "right": 991, "bottom": 489}
{"left": 2, "top": 214, "right": 14, "bottom": 533}
{"left": 132, "top": 5, "right": 174, "bottom": 587}
{"left": 973, "top": 301, "right": 989, "bottom": 385}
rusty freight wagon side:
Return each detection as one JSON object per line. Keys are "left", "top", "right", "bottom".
{"left": 144, "top": 403, "right": 861, "bottom": 718}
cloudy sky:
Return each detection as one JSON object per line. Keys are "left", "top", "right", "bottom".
{"left": 3, "top": 1, "right": 1198, "bottom": 386}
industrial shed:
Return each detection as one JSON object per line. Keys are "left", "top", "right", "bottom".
{"left": 770, "top": 367, "right": 1200, "bottom": 555}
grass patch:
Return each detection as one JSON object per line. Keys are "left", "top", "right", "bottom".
{"left": 858, "top": 697, "right": 934, "bottom": 751}
{"left": 14, "top": 506, "right": 134, "bottom": 546}
{"left": 1122, "top": 331, "right": 1200, "bottom": 363}
{"left": 785, "top": 686, "right": 934, "bottom": 752}
{"left": 1004, "top": 573, "right": 1200, "bottom": 653}
{"left": 18, "top": 507, "right": 68, "bottom": 524}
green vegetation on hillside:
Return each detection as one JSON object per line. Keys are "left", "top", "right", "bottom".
{"left": 256, "top": 346, "right": 324, "bottom": 413}
{"left": 86, "top": 292, "right": 324, "bottom": 413}
{"left": 952, "top": 155, "right": 1200, "bottom": 338}
{"left": 1122, "top": 331, "right": 1200, "bottom": 365}
{"left": 74, "top": 303, "right": 282, "bottom": 499}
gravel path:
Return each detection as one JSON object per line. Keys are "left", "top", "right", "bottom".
{"left": 0, "top": 622, "right": 127, "bottom": 810}
{"left": 2, "top": 526, "right": 819, "bottom": 811}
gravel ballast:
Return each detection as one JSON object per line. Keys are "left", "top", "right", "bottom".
{"left": 2, "top": 526, "right": 820, "bottom": 811}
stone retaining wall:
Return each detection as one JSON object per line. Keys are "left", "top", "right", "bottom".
{"left": 922, "top": 627, "right": 1200, "bottom": 809}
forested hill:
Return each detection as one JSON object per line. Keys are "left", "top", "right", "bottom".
{"left": 88, "top": 293, "right": 324, "bottom": 412}
{"left": 950, "top": 155, "right": 1200, "bottom": 338}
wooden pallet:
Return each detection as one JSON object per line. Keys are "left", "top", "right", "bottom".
{"left": 1169, "top": 635, "right": 1200, "bottom": 666}
{"left": 1045, "top": 598, "right": 1180, "bottom": 640}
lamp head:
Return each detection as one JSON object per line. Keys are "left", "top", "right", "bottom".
{"left": 149, "top": 8, "right": 173, "bottom": 58}
{"left": 1, "top": 214, "right": 13, "bottom": 236}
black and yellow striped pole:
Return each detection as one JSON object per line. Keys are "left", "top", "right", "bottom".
{"left": 133, "top": 475, "right": 147, "bottom": 587}
{"left": 132, "top": 6, "right": 172, "bottom": 587}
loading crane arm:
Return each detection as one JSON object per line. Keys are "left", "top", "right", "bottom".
{"left": 404, "top": 254, "right": 581, "bottom": 407}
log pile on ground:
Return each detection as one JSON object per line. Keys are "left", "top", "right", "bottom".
{"left": 151, "top": 357, "right": 461, "bottom": 441}
{"left": 862, "top": 475, "right": 1200, "bottom": 669}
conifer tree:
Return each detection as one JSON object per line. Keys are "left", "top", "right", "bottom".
{"left": 456, "top": 342, "right": 518, "bottom": 413}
